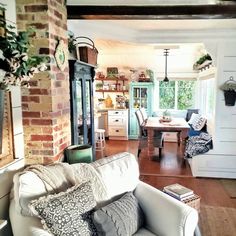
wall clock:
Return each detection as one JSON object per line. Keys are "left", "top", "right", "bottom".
{"left": 55, "top": 39, "right": 68, "bottom": 71}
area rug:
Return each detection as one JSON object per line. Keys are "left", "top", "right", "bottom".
{"left": 220, "top": 179, "right": 236, "bottom": 198}
{"left": 198, "top": 205, "right": 236, "bottom": 236}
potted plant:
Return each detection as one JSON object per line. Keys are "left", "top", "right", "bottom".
{"left": 219, "top": 77, "right": 236, "bottom": 106}
{"left": 0, "top": 24, "right": 47, "bottom": 91}
{"left": 162, "top": 109, "right": 172, "bottom": 122}
{"left": 68, "top": 31, "right": 77, "bottom": 59}
{"left": 193, "top": 53, "right": 212, "bottom": 70}
{"left": 0, "top": 22, "right": 47, "bottom": 128}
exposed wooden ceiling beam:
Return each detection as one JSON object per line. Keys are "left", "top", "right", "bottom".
{"left": 67, "top": 5, "right": 236, "bottom": 20}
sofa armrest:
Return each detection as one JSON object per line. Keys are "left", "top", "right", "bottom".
{"left": 134, "top": 181, "right": 198, "bottom": 236}
{"left": 10, "top": 200, "right": 51, "bottom": 236}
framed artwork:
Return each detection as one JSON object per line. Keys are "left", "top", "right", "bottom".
{"left": 107, "top": 67, "right": 118, "bottom": 78}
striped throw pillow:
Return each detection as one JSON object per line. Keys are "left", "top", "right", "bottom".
{"left": 191, "top": 115, "right": 207, "bottom": 131}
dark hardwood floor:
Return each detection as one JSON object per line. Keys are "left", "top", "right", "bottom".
{"left": 96, "top": 139, "right": 236, "bottom": 208}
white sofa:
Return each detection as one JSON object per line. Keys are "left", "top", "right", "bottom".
{"left": 9, "top": 152, "right": 198, "bottom": 236}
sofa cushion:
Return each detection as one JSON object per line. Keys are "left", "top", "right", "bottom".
{"left": 29, "top": 181, "right": 97, "bottom": 236}
{"left": 92, "top": 192, "right": 144, "bottom": 236}
{"left": 12, "top": 162, "right": 84, "bottom": 217}
{"left": 12, "top": 171, "right": 47, "bottom": 216}
{"left": 188, "top": 124, "right": 204, "bottom": 137}
{"left": 90, "top": 152, "right": 140, "bottom": 204}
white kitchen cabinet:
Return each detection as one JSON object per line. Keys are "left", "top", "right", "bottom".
{"left": 108, "top": 109, "right": 128, "bottom": 140}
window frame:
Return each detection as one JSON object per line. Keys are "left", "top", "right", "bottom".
{"left": 158, "top": 80, "right": 197, "bottom": 110}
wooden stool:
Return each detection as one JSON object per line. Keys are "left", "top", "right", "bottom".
{"left": 95, "top": 129, "right": 106, "bottom": 157}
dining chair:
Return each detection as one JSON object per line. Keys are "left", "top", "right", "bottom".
{"left": 135, "top": 109, "right": 146, "bottom": 136}
{"left": 140, "top": 107, "right": 148, "bottom": 122}
{"left": 135, "top": 109, "right": 164, "bottom": 158}
{"left": 186, "top": 109, "right": 199, "bottom": 122}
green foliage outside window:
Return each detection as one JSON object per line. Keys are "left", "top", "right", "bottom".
{"left": 177, "top": 81, "right": 196, "bottom": 110}
{"left": 159, "top": 81, "right": 175, "bottom": 109}
{"left": 159, "top": 80, "right": 196, "bottom": 110}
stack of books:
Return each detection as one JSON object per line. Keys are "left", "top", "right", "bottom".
{"left": 163, "top": 183, "right": 194, "bottom": 201}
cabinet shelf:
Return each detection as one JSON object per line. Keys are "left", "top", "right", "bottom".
{"left": 96, "top": 77, "right": 128, "bottom": 81}
{"left": 96, "top": 89, "right": 129, "bottom": 93}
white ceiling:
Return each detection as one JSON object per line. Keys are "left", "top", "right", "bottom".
{"left": 108, "top": 19, "right": 236, "bottom": 30}
{"left": 67, "top": 1, "right": 236, "bottom": 76}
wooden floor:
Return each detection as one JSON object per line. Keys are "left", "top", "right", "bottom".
{"left": 96, "top": 139, "right": 236, "bottom": 208}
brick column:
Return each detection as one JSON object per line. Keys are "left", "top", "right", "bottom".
{"left": 16, "top": 0, "right": 71, "bottom": 164}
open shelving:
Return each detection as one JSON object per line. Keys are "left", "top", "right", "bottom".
{"left": 95, "top": 77, "right": 129, "bottom": 94}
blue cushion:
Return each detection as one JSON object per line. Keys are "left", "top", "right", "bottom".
{"left": 188, "top": 129, "right": 202, "bottom": 137}
{"left": 188, "top": 124, "right": 207, "bottom": 137}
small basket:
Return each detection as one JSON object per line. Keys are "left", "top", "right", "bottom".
{"left": 182, "top": 194, "right": 201, "bottom": 212}
{"left": 74, "top": 36, "right": 98, "bottom": 66}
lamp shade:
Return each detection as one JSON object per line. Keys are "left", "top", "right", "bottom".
{"left": 163, "top": 76, "right": 169, "bottom": 82}
{"left": 163, "top": 49, "right": 170, "bottom": 82}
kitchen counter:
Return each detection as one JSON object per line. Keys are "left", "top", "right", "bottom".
{"left": 97, "top": 108, "right": 129, "bottom": 112}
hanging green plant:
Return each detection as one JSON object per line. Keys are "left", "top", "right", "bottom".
{"left": 68, "top": 31, "right": 76, "bottom": 53}
{"left": 0, "top": 23, "right": 47, "bottom": 90}
{"left": 193, "top": 53, "right": 212, "bottom": 70}
{"left": 219, "top": 76, "right": 236, "bottom": 106}
{"left": 195, "top": 54, "right": 212, "bottom": 65}
{"left": 219, "top": 78, "right": 236, "bottom": 92}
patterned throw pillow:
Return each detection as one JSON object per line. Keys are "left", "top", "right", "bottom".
{"left": 188, "top": 113, "right": 200, "bottom": 125}
{"left": 92, "top": 192, "right": 144, "bottom": 236}
{"left": 191, "top": 115, "right": 207, "bottom": 131}
{"left": 29, "top": 182, "right": 97, "bottom": 236}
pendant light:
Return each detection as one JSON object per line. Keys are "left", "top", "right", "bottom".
{"left": 163, "top": 49, "right": 169, "bottom": 82}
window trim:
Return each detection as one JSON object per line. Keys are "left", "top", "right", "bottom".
{"left": 158, "top": 80, "right": 197, "bottom": 110}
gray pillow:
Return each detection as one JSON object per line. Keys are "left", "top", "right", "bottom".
{"left": 92, "top": 192, "right": 144, "bottom": 236}
{"left": 29, "top": 181, "right": 97, "bottom": 236}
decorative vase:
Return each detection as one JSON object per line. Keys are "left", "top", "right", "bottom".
{"left": 224, "top": 90, "right": 236, "bottom": 106}
{"left": 64, "top": 144, "right": 93, "bottom": 164}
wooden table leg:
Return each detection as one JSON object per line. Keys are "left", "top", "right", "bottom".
{"left": 181, "top": 129, "right": 189, "bottom": 156}
{"left": 147, "top": 129, "right": 155, "bottom": 159}
{"left": 177, "top": 131, "right": 181, "bottom": 146}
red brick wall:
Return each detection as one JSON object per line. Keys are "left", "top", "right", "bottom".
{"left": 16, "top": 0, "right": 71, "bottom": 164}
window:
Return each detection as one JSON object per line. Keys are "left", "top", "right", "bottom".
{"left": 159, "top": 81, "right": 175, "bottom": 109}
{"left": 198, "top": 78, "right": 215, "bottom": 117}
{"left": 159, "top": 80, "right": 196, "bottom": 110}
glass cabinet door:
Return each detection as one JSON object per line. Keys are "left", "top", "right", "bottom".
{"left": 140, "top": 87, "right": 148, "bottom": 109}
{"left": 132, "top": 87, "right": 148, "bottom": 109}
{"left": 129, "top": 82, "right": 154, "bottom": 139}
{"left": 85, "top": 80, "right": 93, "bottom": 145}
{"left": 133, "top": 87, "right": 140, "bottom": 108}
{"left": 75, "top": 80, "right": 84, "bottom": 144}
{"left": 69, "top": 61, "right": 95, "bottom": 152}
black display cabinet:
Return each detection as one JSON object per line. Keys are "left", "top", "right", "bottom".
{"left": 69, "top": 60, "right": 95, "bottom": 160}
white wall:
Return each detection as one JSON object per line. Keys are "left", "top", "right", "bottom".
{"left": 190, "top": 41, "right": 236, "bottom": 178}
{"left": 0, "top": 1, "right": 25, "bottom": 235}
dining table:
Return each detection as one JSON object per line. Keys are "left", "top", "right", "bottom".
{"left": 144, "top": 117, "right": 190, "bottom": 158}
